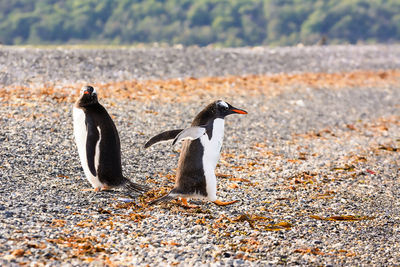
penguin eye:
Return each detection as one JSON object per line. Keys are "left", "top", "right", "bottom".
{"left": 217, "top": 101, "right": 229, "bottom": 111}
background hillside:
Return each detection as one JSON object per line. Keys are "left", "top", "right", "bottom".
{"left": 1, "top": 0, "right": 400, "bottom": 47}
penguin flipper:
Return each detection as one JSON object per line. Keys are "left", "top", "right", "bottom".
{"left": 144, "top": 129, "right": 183, "bottom": 148}
{"left": 172, "top": 126, "right": 206, "bottom": 146}
{"left": 85, "top": 119, "right": 100, "bottom": 177}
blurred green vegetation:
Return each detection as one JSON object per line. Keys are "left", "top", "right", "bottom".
{"left": 0, "top": 0, "right": 399, "bottom": 46}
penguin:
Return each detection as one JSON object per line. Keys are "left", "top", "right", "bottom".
{"left": 72, "top": 85, "right": 148, "bottom": 194}
{"left": 144, "top": 100, "right": 247, "bottom": 207}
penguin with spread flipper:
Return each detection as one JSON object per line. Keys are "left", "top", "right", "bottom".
{"left": 144, "top": 100, "right": 247, "bottom": 207}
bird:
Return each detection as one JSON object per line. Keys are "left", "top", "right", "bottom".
{"left": 72, "top": 85, "right": 148, "bottom": 194}
{"left": 144, "top": 100, "right": 247, "bottom": 207}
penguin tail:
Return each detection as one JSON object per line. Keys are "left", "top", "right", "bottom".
{"left": 144, "top": 129, "right": 183, "bottom": 148}
{"left": 149, "top": 192, "right": 175, "bottom": 205}
{"left": 122, "top": 178, "right": 150, "bottom": 195}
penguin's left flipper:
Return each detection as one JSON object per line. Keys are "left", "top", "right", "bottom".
{"left": 172, "top": 126, "right": 206, "bottom": 146}
{"left": 85, "top": 119, "right": 100, "bottom": 177}
{"left": 144, "top": 129, "right": 184, "bottom": 148}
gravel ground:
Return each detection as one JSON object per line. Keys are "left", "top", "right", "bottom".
{"left": 1, "top": 44, "right": 400, "bottom": 87}
{"left": 0, "top": 45, "right": 399, "bottom": 266}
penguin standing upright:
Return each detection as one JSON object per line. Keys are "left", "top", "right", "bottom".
{"left": 73, "top": 85, "right": 148, "bottom": 194}
{"left": 144, "top": 100, "right": 247, "bottom": 207}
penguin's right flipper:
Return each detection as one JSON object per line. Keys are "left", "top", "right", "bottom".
{"left": 172, "top": 126, "right": 206, "bottom": 146}
{"left": 144, "top": 129, "right": 184, "bottom": 148}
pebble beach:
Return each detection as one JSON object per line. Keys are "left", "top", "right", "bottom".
{"left": 0, "top": 45, "right": 399, "bottom": 266}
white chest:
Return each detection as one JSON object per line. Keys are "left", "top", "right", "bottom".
{"left": 201, "top": 119, "right": 224, "bottom": 165}
{"left": 72, "top": 107, "right": 102, "bottom": 189}
{"left": 200, "top": 118, "right": 225, "bottom": 201}
{"left": 73, "top": 107, "right": 87, "bottom": 149}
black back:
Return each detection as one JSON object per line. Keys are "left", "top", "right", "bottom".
{"left": 80, "top": 102, "right": 125, "bottom": 186}
{"left": 174, "top": 139, "right": 207, "bottom": 196}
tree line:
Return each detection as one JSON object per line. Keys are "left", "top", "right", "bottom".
{"left": 0, "top": 0, "right": 399, "bottom": 46}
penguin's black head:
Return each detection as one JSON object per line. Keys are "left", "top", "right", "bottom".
{"left": 78, "top": 85, "right": 98, "bottom": 106}
{"left": 215, "top": 100, "right": 247, "bottom": 118}
{"left": 192, "top": 100, "right": 247, "bottom": 126}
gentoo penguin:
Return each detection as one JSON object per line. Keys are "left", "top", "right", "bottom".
{"left": 73, "top": 85, "right": 148, "bottom": 194}
{"left": 144, "top": 100, "right": 247, "bottom": 207}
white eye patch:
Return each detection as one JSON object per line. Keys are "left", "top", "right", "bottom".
{"left": 217, "top": 101, "right": 228, "bottom": 108}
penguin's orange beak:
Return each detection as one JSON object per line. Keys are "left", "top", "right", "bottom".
{"left": 231, "top": 109, "right": 247, "bottom": 114}
{"left": 84, "top": 91, "right": 90, "bottom": 95}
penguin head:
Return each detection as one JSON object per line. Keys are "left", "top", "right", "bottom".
{"left": 192, "top": 100, "right": 247, "bottom": 126}
{"left": 215, "top": 100, "right": 247, "bottom": 118}
{"left": 78, "top": 85, "right": 98, "bottom": 106}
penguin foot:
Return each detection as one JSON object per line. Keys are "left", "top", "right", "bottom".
{"left": 81, "top": 186, "right": 111, "bottom": 192}
{"left": 81, "top": 188, "right": 100, "bottom": 192}
{"left": 180, "top": 198, "right": 199, "bottom": 209}
{"left": 213, "top": 199, "right": 238, "bottom": 206}
{"left": 101, "top": 185, "right": 112, "bottom": 191}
